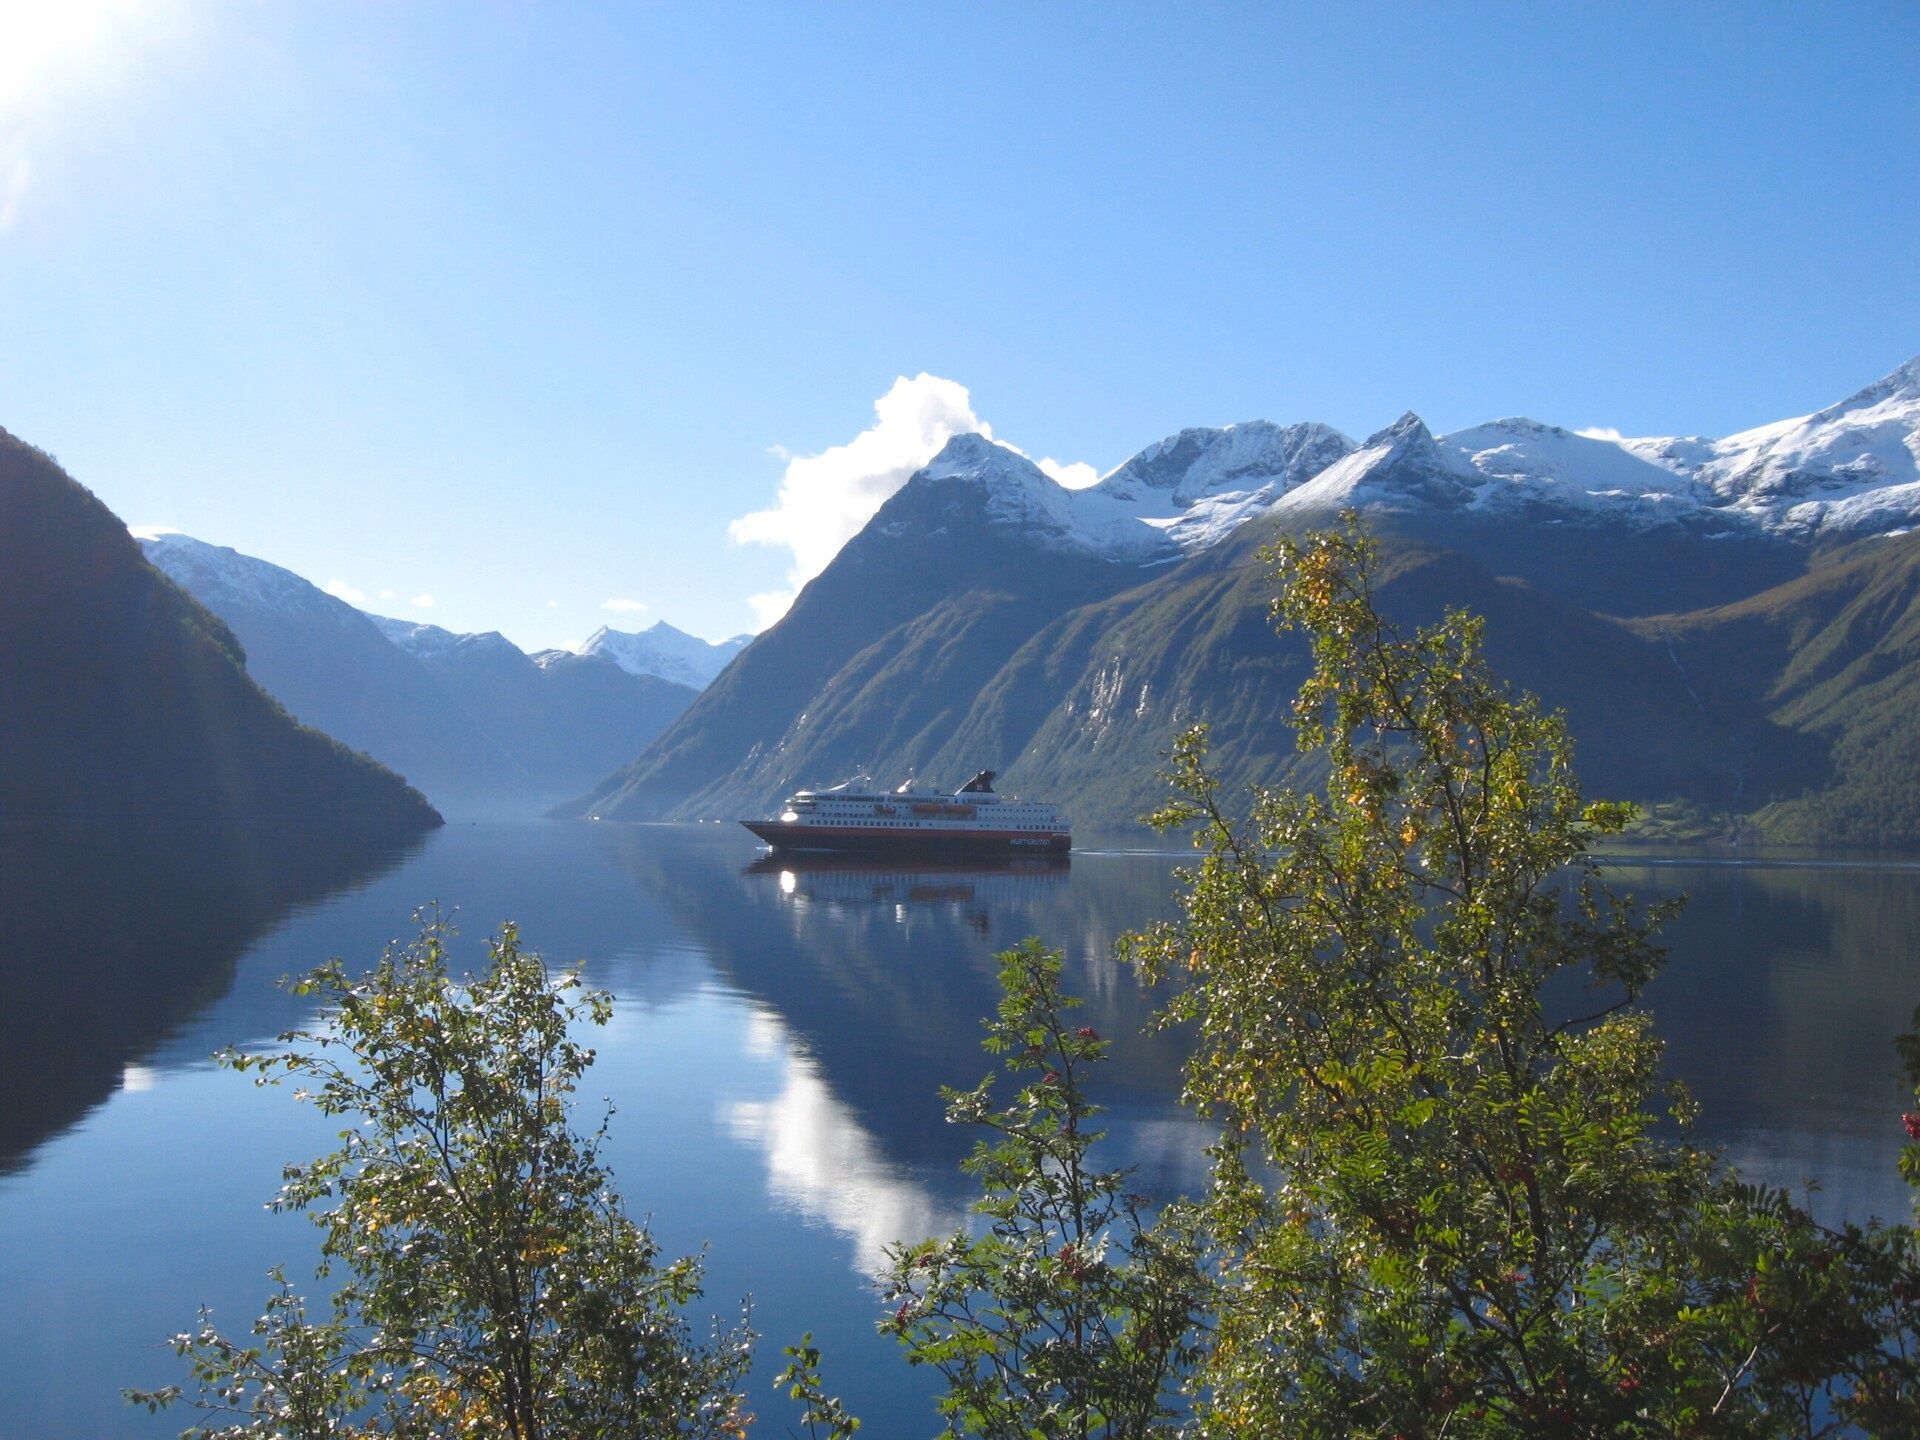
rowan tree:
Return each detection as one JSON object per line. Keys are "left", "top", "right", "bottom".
{"left": 130, "top": 914, "right": 752, "bottom": 1440}
{"left": 1124, "top": 522, "right": 1918, "bottom": 1437}
{"left": 882, "top": 939, "right": 1202, "bottom": 1439}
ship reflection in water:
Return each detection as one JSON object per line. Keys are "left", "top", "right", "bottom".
{"left": 745, "top": 852, "right": 1070, "bottom": 930}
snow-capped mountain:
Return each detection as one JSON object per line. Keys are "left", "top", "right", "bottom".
{"left": 1265, "top": 412, "right": 1730, "bottom": 535}
{"left": 1441, "top": 417, "right": 1711, "bottom": 519}
{"left": 1274, "top": 413, "right": 1480, "bottom": 520}
{"left": 1622, "top": 356, "right": 1920, "bottom": 535}
{"left": 1090, "top": 421, "right": 1358, "bottom": 550}
{"left": 578, "top": 356, "right": 1920, "bottom": 833}
{"left": 137, "top": 530, "right": 366, "bottom": 621}
{"left": 373, "top": 616, "right": 523, "bottom": 665}
{"left": 573, "top": 622, "right": 750, "bottom": 690}
{"left": 892, "top": 424, "right": 1360, "bottom": 563}
{"left": 1096, "top": 421, "right": 1355, "bottom": 507}
{"left": 880, "top": 356, "right": 1920, "bottom": 563}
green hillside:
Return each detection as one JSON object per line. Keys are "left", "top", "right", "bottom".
{"left": 1641, "top": 532, "right": 1920, "bottom": 847}
{"left": 930, "top": 536, "right": 1817, "bottom": 840}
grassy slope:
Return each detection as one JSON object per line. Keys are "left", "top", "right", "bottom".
{"left": 957, "top": 533, "right": 1812, "bottom": 839}
{"left": 1639, "top": 532, "right": 1920, "bottom": 847}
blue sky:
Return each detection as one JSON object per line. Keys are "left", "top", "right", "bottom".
{"left": 2, "top": 1, "right": 1915, "bottom": 646}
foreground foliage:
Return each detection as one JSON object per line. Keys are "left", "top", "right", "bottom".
{"left": 882, "top": 939, "right": 1203, "bottom": 1438}
{"left": 130, "top": 521, "right": 1920, "bottom": 1438}
{"left": 130, "top": 916, "right": 751, "bottom": 1439}
{"left": 1124, "top": 522, "right": 1920, "bottom": 1437}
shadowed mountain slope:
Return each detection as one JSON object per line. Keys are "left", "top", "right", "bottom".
{"left": 0, "top": 431, "right": 438, "bottom": 839}
{"left": 137, "top": 533, "right": 696, "bottom": 816}
{"left": 1640, "top": 532, "right": 1920, "bottom": 846}
{"left": 141, "top": 533, "right": 526, "bottom": 807}
{"left": 571, "top": 442, "right": 1145, "bottom": 821}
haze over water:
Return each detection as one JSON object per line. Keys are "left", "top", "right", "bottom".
{"left": 0, "top": 823, "right": 1913, "bottom": 1436}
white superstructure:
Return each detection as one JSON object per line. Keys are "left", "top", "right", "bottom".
{"left": 744, "top": 772, "right": 1070, "bottom": 854}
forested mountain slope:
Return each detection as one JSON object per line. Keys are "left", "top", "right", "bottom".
{"left": 0, "top": 431, "right": 438, "bottom": 840}
{"left": 1641, "top": 532, "right": 1920, "bottom": 846}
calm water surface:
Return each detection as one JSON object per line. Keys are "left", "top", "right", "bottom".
{"left": 2, "top": 823, "right": 1917, "bottom": 1436}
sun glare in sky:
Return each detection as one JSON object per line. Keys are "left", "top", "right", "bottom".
{"left": 0, "top": 4, "right": 1912, "bottom": 647}
{"left": 0, "top": 0, "right": 160, "bottom": 111}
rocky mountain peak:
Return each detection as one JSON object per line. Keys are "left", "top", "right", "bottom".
{"left": 1821, "top": 353, "right": 1920, "bottom": 419}
{"left": 1096, "top": 420, "right": 1356, "bottom": 509}
{"left": 1368, "top": 411, "right": 1440, "bottom": 452}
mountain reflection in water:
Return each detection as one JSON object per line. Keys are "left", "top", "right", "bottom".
{"left": 4, "top": 824, "right": 1919, "bottom": 1439}
{"left": 598, "top": 833, "right": 1199, "bottom": 1177}
{"left": 0, "top": 822, "right": 422, "bottom": 1173}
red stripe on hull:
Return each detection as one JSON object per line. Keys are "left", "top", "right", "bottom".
{"left": 742, "top": 821, "right": 1070, "bottom": 855}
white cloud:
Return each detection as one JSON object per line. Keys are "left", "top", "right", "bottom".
{"left": 745, "top": 589, "right": 797, "bottom": 630}
{"left": 128, "top": 524, "right": 180, "bottom": 539}
{"left": 378, "top": 588, "right": 398, "bottom": 600}
{"left": 1038, "top": 456, "right": 1100, "bottom": 489}
{"left": 322, "top": 578, "right": 366, "bottom": 605}
{"left": 730, "top": 373, "right": 1094, "bottom": 627}
{"left": 547, "top": 599, "right": 560, "bottom": 609}
{"left": 601, "top": 597, "right": 648, "bottom": 613}
{"left": 410, "top": 593, "right": 436, "bottom": 608}
{"left": 1576, "top": 426, "right": 1628, "bottom": 442}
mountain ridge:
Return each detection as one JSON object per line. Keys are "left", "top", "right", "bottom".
{"left": 141, "top": 533, "right": 696, "bottom": 814}
{"left": 572, "top": 621, "right": 750, "bottom": 690}
{"left": 1, "top": 432, "right": 439, "bottom": 839}
{"left": 569, "top": 356, "right": 1920, "bottom": 846}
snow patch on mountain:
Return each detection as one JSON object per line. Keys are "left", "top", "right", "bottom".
{"left": 372, "top": 616, "right": 522, "bottom": 663}
{"left": 137, "top": 530, "right": 364, "bottom": 622}
{"left": 912, "top": 424, "right": 1369, "bottom": 560}
{"left": 1619, "top": 357, "right": 1920, "bottom": 534}
{"left": 574, "top": 622, "right": 750, "bottom": 689}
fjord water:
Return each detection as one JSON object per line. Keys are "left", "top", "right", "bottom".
{"left": 1, "top": 824, "right": 1916, "bottom": 1436}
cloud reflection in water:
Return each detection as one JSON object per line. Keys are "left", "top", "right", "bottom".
{"left": 725, "top": 1006, "right": 965, "bottom": 1275}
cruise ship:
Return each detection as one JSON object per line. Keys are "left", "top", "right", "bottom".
{"left": 741, "top": 772, "right": 1070, "bottom": 856}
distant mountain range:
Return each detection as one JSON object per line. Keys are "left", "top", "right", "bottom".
{"left": 0, "top": 431, "right": 438, "bottom": 841}
{"left": 139, "top": 534, "right": 708, "bottom": 816}
{"left": 573, "top": 623, "right": 751, "bottom": 689}
{"left": 574, "top": 356, "right": 1920, "bottom": 847}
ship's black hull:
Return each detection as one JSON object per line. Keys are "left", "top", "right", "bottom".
{"left": 741, "top": 820, "right": 1070, "bottom": 856}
